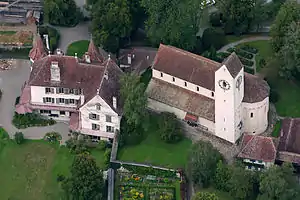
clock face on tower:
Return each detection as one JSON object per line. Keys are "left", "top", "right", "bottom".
{"left": 218, "top": 80, "right": 230, "bottom": 90}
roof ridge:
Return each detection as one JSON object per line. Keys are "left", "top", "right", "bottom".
{"left": 285, "top": 118, "right": 294, "bottom": 150}
{"left": 164, "top": 44, "right": 220, "bottom": 67}
{"left": 239, "top": 135, "right": 255, "bottom": 155}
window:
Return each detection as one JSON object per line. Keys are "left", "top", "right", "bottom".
{"left": 92, "top": 123, "right": 100, "bottom": 130}
{"left": 57, "top": 98, "right": 64, "bottom": 104}
{"left": 250, "top": 112, "right": 253, "bottom": 118}
{"left": 223, "top": 128, "right": 226, "bottom": 131}
{"left": 96, "top": 103, "right": 101, "bottom": 110}
{"left": 69, "top": 89, "right": 74, "bottom": 94}
{"left": 45, "top": 87, "right": 54, "bottom": 94}
{"left": 59, "top": 111, "right": 66, "bottom": 115}
{"left": 211, "top": 92, "right": 214, "bottom": 97}
{"left": 184, "top": 82, "right": 187, "bottom": 87}
{"left": 196, "top": 86, "right": 199, "bottom": 91}
{"left": 43, "top": 97, "right": 53, "bottom": 103}
{"left": 57, "top": 87, "right": 64, "bottom": 94}
{"left": 106, "top": 115, "right": 112, "bottom": 122}
{"left": 69, "top": 99, "right": 75, "bottom": 104}
{"left": 106, "top": 126, "right": 114, "bottom": 133}
{"left": 224, "top": 118, "right": 226, "bottom": 122}
{"left": 172, "top": 77, "right": 175, "bottom": 82}
{"left": 40, "top": 110, "right": 51, "bottom": 114}
{"left": 160, "top": 72, "right": 163, "bottom": 77}
{"left": 64, "top": 88, "right": 69, "bottom": 94}
{"left": 89, "top": 113, "right": 99, "bottom": 120}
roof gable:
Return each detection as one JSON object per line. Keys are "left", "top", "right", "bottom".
{"left": 221, "top": 52, "right": 243, "bottom": 78}
{"left": 29, "top": 35, "right": 47, "bottom": 61}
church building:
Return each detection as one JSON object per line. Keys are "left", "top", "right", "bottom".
{"left": 146, "top": 44, "right": 270, "bottom": 143}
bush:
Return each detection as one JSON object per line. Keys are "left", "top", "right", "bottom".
{"left": 239, "top": 57, "right": 254, "bottom": 66}
{"left": 217, "top": 52, "right": 231, "bottom": 60}
{"left": 12, "top": 112, "right": 56, "bottom": 129}
{"left": 103, "top": 149, "right": 111, "bottom": 169}
{"left": 57, "top": 174, "right": 65, "bottom": 182}
{"left": 269, "top": 89, "right": 279, "bottom": 103}
{"left": 97, "top": 140, "right": 107, "bottom": 151}
{"left": 202, "top": 28, "right": 226, "bottom": 51}
{"left": 158, "top": 112, "right": 183, "bottom": 143}
{"left": 14, "top": 132, "right": 24, "bottom": 144}
{"left": 227, "top": 48, "right": 234, "bottom": 53}
{"left": 209, "top": 12, "right": 222, "bottom": 27}
{"left": 244, "top": 66, "right": 255, "bottom": 74}
{"left": 240, "top": 45, "right": 258, "bottom": 54}
{"left": 224, "top": 20, "right": 235, "bottom": 35}
{"left": 227, "top": 48, "right": 253, "bottom": 59}
{"left": 65, "top": 138, "right": 90, "bottom": 154}
{"left": 39, "top": 26, "right": 60, "bottom": 51}
{"left": 44, "top": 132, "right": 62, "bottom": 143}
{"left": 214, "top": 160, "right": 231, "bottom": 192}
{"left": 259, "top": 58, "right": 266, "bottom": 69}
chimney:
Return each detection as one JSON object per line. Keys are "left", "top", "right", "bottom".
{"left": 85, "top": 54, "right": 91, "bottom": 63}
{"left": 50, "top": 61, "right": 60, "bottom": 82}
{"left": 127, "top": 54, "right": 132, "bottom": 65}
{"left": 113, "top": 96, "right": 117, "bottom": 109}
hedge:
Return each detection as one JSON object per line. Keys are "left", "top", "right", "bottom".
{"left": 244, "top": 66, "right": 255, "bottom": 74}
{"left": 240, "top": 45, "right": 258, "bottom": 54}
{"left": 39, "top": 26, "right": 60, "bottom": 52}
{"left": 12, "top": 112, "right": 56, "bottom": 129}
{"left": 226, "top": 48, "right": 254, "bottom": 59}
{"left": 239, "top": 57, "right": 254, "bottom": 66}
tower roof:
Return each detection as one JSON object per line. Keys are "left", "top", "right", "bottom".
{"left": 86, "top": 39, "right": 105, "bottom": 63}
{"left": 29, "top": 35, "right": 47, "bottom": 62}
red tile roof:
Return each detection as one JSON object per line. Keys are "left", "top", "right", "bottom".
{"left": 28, "top": 55, "right": 123, "bottom": 114}
{"left": 29, "top": 35, "right": 47, "bottom": 62}
{"left": 152, "top": 44, "right": 269, "bottom": 103}
{"left": 238, "top": 134, "right": 277, "bottom": 162}
{"left": 84, "top": 39, "right": 106, "bottom": 63}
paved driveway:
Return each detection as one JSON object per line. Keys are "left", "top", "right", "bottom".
{"left": 0, "top": 60, "right": 70, "bottom": 142}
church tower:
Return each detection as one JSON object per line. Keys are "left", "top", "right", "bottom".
{"left": 214, "top": 53, "right": 244, "bottom": 143}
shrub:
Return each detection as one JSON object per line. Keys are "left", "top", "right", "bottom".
{"left": 103, "top": 149, "right": 111, "bottom": 169}
{"left": 65, "top": 138, "right": 90, "bottom": 154}
{"left": 244, "top": 66, "right": 255, "bottom": 74}
{"left": 12, "top": 112, "right": 56, "bottom": 129}
{"left": 44, "top": 132, "right": 62, "bottom": 143}
{"left": 209, "top": 12, "right": 222, "bottom": 27}
{"left": 227, "top": 48, "right": 234, "bottom": 53}
{"left": 97, "top": 140, "right": 107, "bottom": 151}
{"left": 57, "top": 174, "right": 65, "bottom": 182}
{"left": 259, "top": 58, "right": 266, "bottom": 68}
{"left": 39, "top": 26, "right": 60, "bottom": 51}
{"left": 235, "top": 48, "right": 253, "bottom": 59}
{"left": 239, "top": 57, "right": 254, "bottom": 66}
{"left": 217, "top": 52, "right": 231, "bottom": 60}
{"left": 270, "top": 89, "right": 279, "bottom": 103}
{"left": 202, "top": 28, "right": 226, "bottom": 51}
{"left": 240, "top": 45, "right": 258, "bottom": 54}
{"left": 14, "top": 132, "right": 24, "bottom": 144}
{"left": 158, "top": 112, "right": 183, "bottom": 143}
{"left": 224, "top": 20, "right": 235, "bottom": 35}
{"left": 214, "top": 160, "right": 231, "bottom": 192}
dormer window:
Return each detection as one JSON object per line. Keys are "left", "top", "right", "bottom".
{"left": 96, "top": 103, "right": 101, "bottom": 110}
{"left": 160, "top": 72, "right": 163, "bottom": 77}
{"left": 172, "top": 77, "right": 175, "bottom": 82}
{"left": 184, "top": 82, "right": 187, "bottom": 87}
{"left": 196, "top": 87, "right": 199, "bottom": 91}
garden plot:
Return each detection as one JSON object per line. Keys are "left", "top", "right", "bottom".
{"left": 0, "top": 31, "right": 33, "bottom": 46}
{"left": 117, "top": 172, "right": 181, "bottom": 200}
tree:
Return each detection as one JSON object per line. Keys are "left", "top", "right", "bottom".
{"left": 158, "top": 112, "right": 183, "bottom": 143}
{"left": 202, "top": 28, "right": 226, "bottom": 51}
{"left": 91, "top": 0, "right": 132, "bottom": 53}
{"left": 193, "top": 192, "right": 219, "bottom": 200}
{"left": 251, "top": 0, "right": 269, "bottom": 32}
{"left": 213, "top": 160, "right": 231, "bottom": 192}
{"left": 14, "top": 132, "right": 24, "bottom": 144}
{"left": 141, "top": 0, "right": 204, "bottom": 51}
{"left": 270, "top": 0, "right": 300, "bottom": 52}
{"left": 277, "top": 22, "right": 300, "bottom": 79}
{"left": 228, "top": 166, "right": 257, "bottom": 200}
{"left": 217, "top": 0, "right": 256, "bottom": 34}
{"left": 62, "top": 153, "right": 104, "bottom": 200}
{"left": 257, "top": 164, "right": 300, "bottom": 200}
{"left": 187, "top": 141, "right": 223, "bottom": 187}
{"left": 44, "top": 0, "right": 82, "bottom": 26}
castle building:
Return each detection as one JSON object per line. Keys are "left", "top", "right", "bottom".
{"left": 146, "top": 44, "right": 270, "bottom": 143}
{"left": 15, "top": 36, "right": 123, "bottom": 141}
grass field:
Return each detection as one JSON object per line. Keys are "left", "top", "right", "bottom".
{"left": 66, "top": 40, "right": 89, "bottom": 58}
{"left": 0, "top": 129, "right": 105, "bottom": 200}
{"left": 0, "top": 31, "right": 17, "bottom": 35}
{"left": 117, "top": 114, "right": 192, "bottom": 168}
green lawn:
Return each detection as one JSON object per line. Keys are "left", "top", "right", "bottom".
{"left": 66, "top": 40, "right": 89, "bottom": 58}
{"left": 117, "top": 115, "right": 192, "bottom": 168}
{"left": 272, "top": 120, "right": 282, "bottom": 137}
{"left": 0, "top": 31, "right": 17, "bottom": 35}
{"left": 199, "top": 187, "right": 233, "bottom": 200}
{"left": 0, "top": 135, "right": 105, "bottom": 200}
{"left": 237, "top": 40, "right": 272, "bottom": 72}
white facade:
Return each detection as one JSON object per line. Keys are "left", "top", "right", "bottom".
{"left": 79, "top": 95, "right": 121, "bottom": 139}
{"left": 243, "top": 158, "right": 273, "bottom": 170}
{"left": 149, "top": 66, "right": 269, "bottom": 143}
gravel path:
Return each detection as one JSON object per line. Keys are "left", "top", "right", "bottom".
{"left": 0, "top": 60, "right": 70, "bottom": 143}
{"left": 218, "top": 36, "right": 271, "bottom": 52}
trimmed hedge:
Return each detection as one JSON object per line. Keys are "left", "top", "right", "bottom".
{"left": 39, "top": 26, "right": 60, "bottom": 52}
{"left": 240, "top": 45, "right": 258, "bottom": 54}
{"left": 12, "top": 112, "right": 56, "bottom": 129}
{"left": 217, "top": 52, "right": 231, "bottom": 60}
{"left": 244, "top": 66, "right": 255, "bottom": 74}
{"left": 239, "top": 57, "right": 254, "bottom": 66}
{"left": 226, "top": 48, "right": 254, "bottom": 59}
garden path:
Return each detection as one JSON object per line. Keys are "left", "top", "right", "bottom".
{"left": 218, "top": 36, "right": 270, "bottom": 52}
{"left": 0, "top": 60, "right": 70, "bottom": 143}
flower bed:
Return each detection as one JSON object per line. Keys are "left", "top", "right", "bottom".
{"left": 0, "top": 31, "right": 33, "bottom": 46}
{"left": 149, "top": 188, "right": 175, "bottom": 200}
{"left": 239, "top": 57, "right": 254, "bottom": 66}
{"left": 120, "top": 186, "right": 145, "bottom": 200}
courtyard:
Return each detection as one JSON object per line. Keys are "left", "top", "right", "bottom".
{"left": 0, "top": 128, "right": 105, "bottom": 200}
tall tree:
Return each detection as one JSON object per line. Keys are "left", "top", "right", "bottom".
{"left": 91, "top": 0, "right": 132, "bottom": 53}
{"left": 252, "top": 0, "right": 269, "bottom": 32}
{"left": 141, "top": 0, "right": 204, "bottom": 51}
{"left": 187, "top": 141, "right": 223, "bottom": 187}
{"left": 257, "top": 164, "right": 300, "bottom": 200}
{"left": 217, "top": 0, "right": 256, "bottom": 34}
{"left": 62, "top": 153, "right": 104, "bottom": 200}
{"left": 270, "top": 0, "right": 300, "bottom": 52}
{"left": 277, "top": 22, "right": 300, "bottom": 79}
